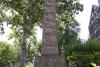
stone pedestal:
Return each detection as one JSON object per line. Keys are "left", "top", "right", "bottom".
{"left": 34, "top": 56, "right": 66, "bottom": 67}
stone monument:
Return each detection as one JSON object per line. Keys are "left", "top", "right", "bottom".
{"left": 34, "top": 0, "right": 66, "bottom": 67}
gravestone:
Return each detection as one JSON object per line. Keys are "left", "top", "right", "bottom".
{"left": 34, "top": 0, "right": 66, "bottom": 67}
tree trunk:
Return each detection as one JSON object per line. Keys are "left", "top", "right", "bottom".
{"left": 20, "top": 48, "right": 27, "bottom": 67}
{"left": 20, "top": 29, "right": 28, "bottom": 67}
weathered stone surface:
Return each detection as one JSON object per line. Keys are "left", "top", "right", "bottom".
{"left": 34, "top": 0, "right": 66, "bottom": 66}
{"left": 43, "top": 21, "right": 56, "bottom": 28}
{"left": 42, "top": 47, "right": 58, "bottom": 55}
{"left": 43, "top": 35, "right": 58, "bottom": 46}
{"left": 43, "top": 28, "right": 57, "bottom": 35}
{"left": 41, "top": 0, "right": 58, "bottom": 55}
{"left": 34, "top": 56, "right": 66, "bottom": 67}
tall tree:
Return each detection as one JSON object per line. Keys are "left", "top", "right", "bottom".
{"left": 57, "top": 0, "right": 83, "bottom": 57}
{"left": 0, "top": 0, "right": 44, "bottom": 67}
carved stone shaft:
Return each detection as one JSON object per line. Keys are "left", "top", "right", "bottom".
{"left": 34, "top": 0, "right": 66, "bottom": 67}
{"left": 42, "top": 0, "right": 58, "bottom": 55}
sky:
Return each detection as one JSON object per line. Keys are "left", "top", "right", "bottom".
{"left": 75, "top": 0, "right": 98, "bottom": 40}
{"left": 0, "top": 0, "right": 98, "bottom": 44}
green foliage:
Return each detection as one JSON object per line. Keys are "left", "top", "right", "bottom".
{"left": 66, "top": 40, "right": 100, "bottom": 67}
{"left": 0, "top": 41, "right": 18, "bottom": 67}
{"left": 0, "top": 0, "right": 43, "bottom": 66}
{"left": 73, "top": 40, "right": 100, "bottom": 52}
{"left": 26, "top": 62, "right": 33, "bottom": 67}
{"left": 0, "top": 0, "right": 83, "bottom": 66}
{"left": 57, "top": 0, "right": 83, "bottom": 56}
{"left": 91, "top": 63, "right": 100, "bottom": 67}
{"left": 0, "top": 0, "right": 44, "bottom": 45}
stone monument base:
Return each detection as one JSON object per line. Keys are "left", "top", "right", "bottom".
{"left": 34, "top": 56, "right": 66, "bottom": 67}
